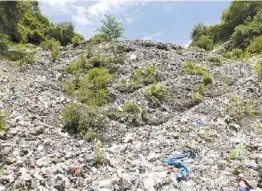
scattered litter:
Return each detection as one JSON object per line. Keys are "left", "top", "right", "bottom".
{"left": 164, "top": 150, "right": 195, "bottom": 182}
{"left": 72, "top": 167, "right": 78, "bottom": 172}
{"left": 194, "top": 119, "right": 205, "bottom": 127}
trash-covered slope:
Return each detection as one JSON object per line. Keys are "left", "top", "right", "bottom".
{"left": 0, "top": 40, "right": 261, "bottom": 191}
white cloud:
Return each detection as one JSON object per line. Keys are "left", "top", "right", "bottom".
{"left": 164, "top": 2, "right": 177, "bottom": 11}
{"left": 142, "top": 32, "right": 164, "bottom": 41}
{"left": 42, "top": 0, "right": 73, "bottom": 13}
{"left": 124, "top": 14, "right": 136, "bottom": 25}
{"left": 184, "top": 40, "right": 192, "bottom": 48}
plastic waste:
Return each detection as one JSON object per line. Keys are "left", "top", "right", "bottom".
{"left": 164, "top": 150, "right": 195, "bottom": 181}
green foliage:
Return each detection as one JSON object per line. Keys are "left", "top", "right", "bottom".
{"left": 72, "top": 33, "right": 84, "bottom": 47}
{"left": 95, "top": 14, "right": 125, "bottom": 41}
{"left": 0, "top": 110, "right": 8, "bottom": 132}
{"left": 192, "top": 92, "right": 201, "bottom": 103}
{"left": 51, "top": 41, "right": 60, "bottom": 62}
{"left": 208, "top": 56, "right": 222, "bottom": 66}
{"left": 94, "top": 141, "right": 104, "bottom": 166}
{"left": 18, "top": 53, "right": 35, "bottom": 72}
{"left": 88, "top": 56, "right": 108, "bottom": 68}
{"left": 232, "top": 48, "right": 243, "bottom": 59}
{"left": 63, "top": 55, "right": 88, "bottom": 74}
{"left": 141, "top": 107, "right": 149, "bottom": 122}
{"left": 227, "top": 144, "right": 249, "bottom": 161}
{"left": 83, "top": 130, "right": 96, "bottom": 142}
{"left": 61, "top": 103, "right": 104, "bottom": 134}
{"left": 41, "top": 38, "right": 58, "bottom": 50}
{"left": 182, "top": 61, "right": 207, "bottom": 76}
{"left": 190, "top": 35, "right": 214, "bottom": 51}
{"left": 246, "top": 36, "right": 262, "bottom": 54}
{"left": 195, "top": 83, "right": 205, "bottom": 93}
{"left": 183, "top": 61, "right": 213, "bottom": 86}
{"left": 144, "top": 83, "right": 167, "bottom": 104}
{"left": 254, "top": 61, "right": 262, "bottom": 77}
{"left": 190, "top": 2, "right": 262, "bottom": 51}
{"left": 0, "top": 1, "right": 80, "bottom": 45}
{"left": 78, "top": 67, "right": 114, "bottom": 106}
{"left": 225, "top": 95, "right": 256, "bottom": 121}
{"left": 62, "top": 81, "right": 75, "bottom": 96}
{"left": 202, "top": 74, "right": 213, "bottom": 85}
{"left": 123, "top": 102, "right": 140, "bottom": 114}
{"left": 143, "top": 64, "right": 159, "bottom": 85}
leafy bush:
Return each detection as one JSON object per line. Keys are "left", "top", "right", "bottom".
{"left": 227, "top": 144, "right": 249, "bottom": 161}
{"left": 78, "top": 67, "right": 114, "bottom": 106}
{"left": 224, "top": 52, "right": 233, "bottom": 59}
{"left": 88, "top": 56, "right": 108, "bottom": 68}
{"left": 190, "top": 35, "right": 214, "bottom": 51}
{"left": 144, "top": 83, "right": 167, "bottom": 104}
{"left": 61, "top": 103, "right": 104, "bottom": 134}
{"left": 202, "top": 74, "right": 213, "bottom": 85}
{"left": 208, "top": 56, "right": 222, "bottom": 66}
{"left": 182, "top": 61, "right": 207, "bottom": 76}
{"left": 141, "top": 107, "right": 149, "bottom": 122}
{"left": 94, "top": 141, "right": 104, "bottom": 166}
{"left": 246, "top": 36, "right": 262, "bottom": 54}
{"left": 83, "top": 130, "right": 96, "bottom": 141}
{"left": 143, "top": 64, "right": 159, "bottom": 85}
{"left": 0, "top": 110, "right": 8, "bottom": 132}
{"left": 123, "top": 102, "right": 140, "bottom": 114}
{"left": 41, "top": 38, "right": 58, "bottom": 50}
{"left": 63, "top": 55, "right": 88, "bottom": 74}
{"left": 232, "top": 48, "right": 243, "bottom": 58}
{"left": 254, "top": 61, "right": 262, "bottom": 77}
{"left": 51, "top": 41, "right": 60, "bottom": 61}
{"left": 226, "top": 95, "right": 256, "bottom": 121}
{"left": 18, "top": 53, "right": 35, "bottom": 72}
{"left": 62, "top": 81, "right": 75, "bottom": 96}
{"left": 95, "top": 14, "right": 125, "bottom": 41}
{"left": 72, "top": 33, "right": 84, "bottom": 47}
{"left": 192, "top": 92, "right": 201, "bottom": 103}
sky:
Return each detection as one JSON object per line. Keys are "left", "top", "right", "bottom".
{"left": 39, "top": 1, "right": 231, "bottom": 47}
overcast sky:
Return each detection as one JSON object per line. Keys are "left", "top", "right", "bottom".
{"left": 39, "top": 0, "right": 231, "bottom": 47}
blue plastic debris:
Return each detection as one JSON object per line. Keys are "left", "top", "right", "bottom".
{"left": 164, "top": 150, "right": 195, "bottom": 181}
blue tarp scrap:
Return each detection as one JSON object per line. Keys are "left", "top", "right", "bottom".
{"left": 164, "top": 150, "right": 196, "bottom": 181}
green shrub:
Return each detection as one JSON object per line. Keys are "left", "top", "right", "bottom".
{"left": 226, "top": 95, "right": 256, "bottom": 121}
{"left": 141, "top": 107, "right": 149, "bottom": 122}
{"left": 195, "top": 83, "right": 205, "bottom": 93}
{"left": 90, "top": 34, "right": 105, "bottom": 44}
{"left": 202, "top": 74, "right": 213, "bottom": 85}
{"left": 51, "top": 41, "right": 60, "bottom": 61}
{"left": 78, "top": 67, "right": 114, "bottom": 106}
{"left": 72, "top": 33, "right": 84, "bottom": 47}
{"left": 224, "top": 52, "right": 233, "bottom": 59}
{"left": 88, "top": 56, "right": 108, "bottom": 68}
{"left": 61, "top": 103, "right": 104, "bottom": 134}
{"left": 123, "top": 102, "right": 140, "bottom": 114}
{"left": 190, "top": 35, "right": 214, "bottom": 51}
{"left": 227, "top": 144, "right": 249, "bottom": 161}
{"left": 143, "top": 64, "right": 159, "bottom": 85}
{"left": 254, "top": 61, "right": 262, "bottom": 77}
{"left": 246, "top": 36, "right": 262, "bottom": 54}
{"left": 94, "top": 141, "right": 104, "bottom": 166}
{"left": 62, "top": 81, "right": 75, "bottom": 96}
{"left": 192, "top": 92, "right": 201, "bottom": 103}
{"left": 232, "top": 48, "right": 244, "bottom": 59}
{"left": 63, "top": 55, "right": 88, "bottom": 74}
{"left": 0, "top": 110, "right": 8, "bottom": 132}
{"left": 182, "top": 61, "right": 207, "bottom": 76}
{"left": 95, "top": 14, "right": 124, "bottom": 41}
{"left": 41, "top": 38, "right": 58, "bottom": 50}
{"left": 83, "top": 130, "right": 96, "bottom": 141}
{"left": 18, "top": 53, "right": 35, "bottom": 72}
{"left": 144, "top": 83, "right": 167, "bottom": 104}
{"left": 61, "top": 103, "right": 79, "bottom": 132}
{"left": 208, "top": 56, "right": 222, "bottom": 66}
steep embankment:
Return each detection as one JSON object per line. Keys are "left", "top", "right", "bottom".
{"left": 0, "top": 40, "right": 261, "bottom": 191}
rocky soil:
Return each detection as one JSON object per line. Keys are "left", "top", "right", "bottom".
{"left": 0, "top": 40, "right": 262, "bottom": 191}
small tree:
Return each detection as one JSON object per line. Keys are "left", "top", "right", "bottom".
{"left": 95, "top": 14, "right": 124, "bottom": 41}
